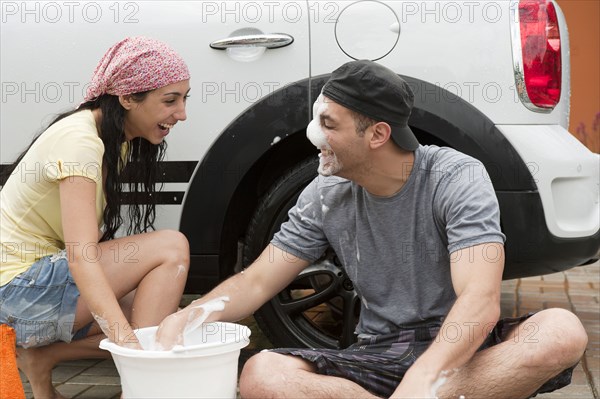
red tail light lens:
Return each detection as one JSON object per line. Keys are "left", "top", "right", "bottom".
{"left": 518, "top": 0, "right": 562, "bottom": 109}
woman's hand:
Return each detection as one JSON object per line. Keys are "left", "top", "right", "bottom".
{"left": 93, "top": 313, "right": 142, "bottom": 349}
{"left": 115, "top": 323, "right": 142, "bottom": 350}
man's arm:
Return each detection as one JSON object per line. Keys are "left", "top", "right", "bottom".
{"left": 392, "top": 242, "right": 504, "bottom": 398}
{"left": 156, "top": 244, "right": 310, "bottom": 348}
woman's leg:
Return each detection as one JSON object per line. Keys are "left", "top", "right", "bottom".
{"left": 73, "top": 229, "right": 190, "bottom": 331}
{"left": 18, "top": 292, "right": 138, "bottom": 398}
{"left": 17, "top": 332, "right": 108, "bottom": 399}
{"left": 19, "top": 230, "right": 190, "bottom": 398}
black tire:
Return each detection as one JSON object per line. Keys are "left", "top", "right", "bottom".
{"left": 243, "top": 157, "right": 359, "bottom": 349}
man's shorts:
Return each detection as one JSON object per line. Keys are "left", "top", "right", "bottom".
{"left": 0, "top": 251, "right": 91, "bottom": 348}
{"left": 270, "top": 314, "right": 576, "bottom": 398}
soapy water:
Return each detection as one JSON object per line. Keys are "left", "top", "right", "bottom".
{"left": 92, "top": 312, "right": 110, "bottom": 339}
{"left": 361, "top": 296, "right": 370, "bottom": 310}
{"left": 306, "top": 94, "right": 329, "bottom": 149}
{"left": 297, "top": 202, "right": 313, "bottom": 214}
{"left": 22, "top": 332, "right": 46, "bottom": 349}
{"left": 175, "top": 264, "right": 186, "bottom": 278}
{"left": 430, "top": 373, "right": 448, "bottom": 397}
{"left": 49, "top": 249, "right": 68, "bottom": 263}
{"left": 430, "top": 369, "right": 466, "bottom": 399}
{"left": 149, "top": 296, "right": 231, "bottom": 351}
{"left": 321, "top": 195, "right": 330, "bottom": 215}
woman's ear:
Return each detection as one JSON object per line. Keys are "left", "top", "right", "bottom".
{"left": 369, "top": 122, "right": 392, "bottom": 149}
{"left": 118, "top": 95, "right": 134, "bottom": 110}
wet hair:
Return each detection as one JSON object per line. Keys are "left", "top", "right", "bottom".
{"left": 348, "top": 110, "right": 377, "bottom": 136}
{"left": 1, "top": 93, "right": 165, "bottom": 242}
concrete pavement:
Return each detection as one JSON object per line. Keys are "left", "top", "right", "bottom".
{"left": 19, "top": 262, "right": 599, "bottom": 398}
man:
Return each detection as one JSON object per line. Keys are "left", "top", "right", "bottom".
{"left": 157, "top": 60, "right": 587, "bottom": 398}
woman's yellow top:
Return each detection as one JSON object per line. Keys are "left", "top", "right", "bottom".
{"left": 1, "top": 110, "right": 105, "bottom": 286}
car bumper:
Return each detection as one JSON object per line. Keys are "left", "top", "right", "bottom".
{"left": 498, "top": 124, "right": 599, "bottom": 238}
{"left": 498, "top": 190, "right": 599, "bottom": 279}
{"left": 496, "top": 124, "right": 600, "bottom": 279}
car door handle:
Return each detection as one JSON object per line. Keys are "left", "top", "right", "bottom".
{"left": 210, "top": 33, "right": 294, "bottom": 50}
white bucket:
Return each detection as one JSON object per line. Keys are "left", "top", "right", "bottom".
{"left": 99, "top": 322, "right": 251, "bottom": 399}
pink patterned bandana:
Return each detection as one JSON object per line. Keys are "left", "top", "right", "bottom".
{"left": 84, "top": 36, "right": 190, "bottom": 102}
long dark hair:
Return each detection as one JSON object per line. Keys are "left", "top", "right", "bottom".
{"left": 1, "top": 93, "right": 166, "bottom": 242}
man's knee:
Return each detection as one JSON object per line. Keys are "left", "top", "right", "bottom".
{"left": 239, "top": 351, "right": 314, "bottom": 398}
{"left": 525, "top": 308, "right": 588, "bottom": 369}
{"left": 239, "top": 352, "right": 274, "bottom": 391}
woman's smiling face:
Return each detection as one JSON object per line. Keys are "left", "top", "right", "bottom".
{"left": 121, "top": 79, "right": 190, "bottom": 145}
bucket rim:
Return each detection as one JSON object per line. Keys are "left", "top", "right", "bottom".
{"left": 99, "top": 322, "right": 251, "bottom": 359}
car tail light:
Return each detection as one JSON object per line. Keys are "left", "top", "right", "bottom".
{"left": 511, "top": 0, "right": 562, "bottom": 111}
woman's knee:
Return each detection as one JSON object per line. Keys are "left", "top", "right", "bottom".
{"left": 155, "top": 230, "right": 190, "bottom": 267}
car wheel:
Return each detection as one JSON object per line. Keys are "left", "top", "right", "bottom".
{"left": 243, "top": 157, "right": 360, "bottom": 349}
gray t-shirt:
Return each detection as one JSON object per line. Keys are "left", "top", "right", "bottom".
{"left": 272, "top": 145, "right": 506, "bottom": 336}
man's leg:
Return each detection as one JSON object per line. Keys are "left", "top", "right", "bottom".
{"left": 239, "top": 351, "right": 380, "bottom": 399}
{"left": 438, "top": 308, "right": 588, "bottom": 399}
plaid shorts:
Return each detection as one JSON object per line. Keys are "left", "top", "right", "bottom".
{"left": 271, "top": 314, "right": 576, "bottom": 398}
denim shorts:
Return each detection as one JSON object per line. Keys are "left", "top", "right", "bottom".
{"left": 271, "top": 314, "right": 575, "bottom": 398}
{"left": 0, "top": 251, "right": 90, "bottom": 348}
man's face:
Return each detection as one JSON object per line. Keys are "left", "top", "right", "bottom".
{"left": 306, "top": 94, "right": 369, "bottom": 178}
{"left": 307, "top": 94, "right": 341, "bottom": 176}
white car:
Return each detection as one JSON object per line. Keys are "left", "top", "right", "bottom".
{"left": 1, "top": 0, "right": 598, "bottom": 349}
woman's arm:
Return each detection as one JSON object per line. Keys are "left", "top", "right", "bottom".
{"left": 60, "top": 175, "right": 137, "bottom": 347}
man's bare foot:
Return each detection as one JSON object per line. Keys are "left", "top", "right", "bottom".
{"left": 16, "top": 347, "right": 64, "bottom": 399}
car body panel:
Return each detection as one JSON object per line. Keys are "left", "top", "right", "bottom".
{"left": 1, "top": 1, "right": 598, "bottom": 293}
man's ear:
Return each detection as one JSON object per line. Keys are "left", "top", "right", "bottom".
{"left": 369, "top": 122, "right": 392, "bottom": 149}
{"left": 118, "top": 95, "right": 134, "bottom": 110}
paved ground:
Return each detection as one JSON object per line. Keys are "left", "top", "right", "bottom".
{"left": 19, "top": 262, "right": 599, "bottom": 398}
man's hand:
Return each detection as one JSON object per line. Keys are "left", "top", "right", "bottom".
{"left": 154, "top": 310, "right": 193, "bottom": 350}
{"left": 155, "top": 295, "right": 233, "bottom": 350}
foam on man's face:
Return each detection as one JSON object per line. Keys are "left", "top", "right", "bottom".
{"left": 306, "top": 94, "right": 342, "bottom": 176}
{"left": 306, "top": 94, "right": 329, "bottom": 149}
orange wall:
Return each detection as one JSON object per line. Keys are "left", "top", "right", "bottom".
{"left": 557, "top": 0, "right": 600, "bottom": 153}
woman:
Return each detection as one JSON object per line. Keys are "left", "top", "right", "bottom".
{"left": 0, "top": 37, "right": 191, "bottom": 398}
